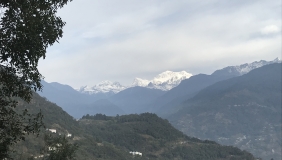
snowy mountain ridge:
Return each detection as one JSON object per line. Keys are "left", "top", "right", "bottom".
{"left": 133, "top": 71, "right": 193, "bottom": 91}
{"left": 77, "top": 80, "right": 126, "bottom": 94}
{"left": 132, "top": 78, "right": 150, "bottom": 87}
{"left": 234, "top": 57, "right": 281, "bottom": 75}
{"left": 212, "top": 58, "right": 281, "bottom": 76}
{"left": 77, "top": 71, "right": 193, "bottom": 94}
{"left": 77, "top": 58, "right": 281, "bottom": 95}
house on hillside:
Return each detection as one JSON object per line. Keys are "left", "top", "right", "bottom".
{"left": 47, "top": 129, "right": 56, "bottom": 133}
{"left": 129, "top": 151, "right": 142, "bottom": 156}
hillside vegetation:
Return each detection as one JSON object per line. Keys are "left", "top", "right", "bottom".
{"left": 169, "top": 63, "right": 281, "bottom": 160}
{"left": 12, "top": 93, "right": 255, "bottom": 160}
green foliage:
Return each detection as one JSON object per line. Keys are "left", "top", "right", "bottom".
{"left": 0, "top": 0, "right": 72, "bottom": 159}
{"left": 43, "top": 134, "right": 78, "bottom": 160}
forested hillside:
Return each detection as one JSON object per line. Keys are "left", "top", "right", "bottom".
{"left": 168, "top": 63, "right": 281, "bottom": 160}
{"left": 12, "top": 93, "right": 256, "bottom": 160}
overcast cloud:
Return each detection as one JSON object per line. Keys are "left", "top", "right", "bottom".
{"left": 38, "top": 0, "right": 281, "bottom": 88}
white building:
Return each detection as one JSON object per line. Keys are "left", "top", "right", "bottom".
{"left": 47, "top": 129, "right": 56, "bottom": 133}
{"left": 67, "top": 133, "right": 72, "bottom": 137}
{"left": 129, "top": 151, "right": 142, "bottom": 156}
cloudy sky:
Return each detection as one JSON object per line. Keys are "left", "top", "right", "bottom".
{"left": 38, "top": 0, "right": 281, "bottom": 88}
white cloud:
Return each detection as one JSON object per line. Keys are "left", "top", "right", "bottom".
{"left": 260, "top": 25, "right": 280, "bottom": 35}
{"left": 39, "top": 0, "right": 282, "bottom": 88}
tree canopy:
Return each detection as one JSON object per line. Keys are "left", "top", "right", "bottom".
{"left": 0, "top": 0, "right": 71, "bottom": 159}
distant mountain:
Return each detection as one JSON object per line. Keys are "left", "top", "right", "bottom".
{"left": 132, "top": 77, "right": 150, "bottom": 87}
{"left": 132, "top": 71, "right": 193, "bottom": 91}
{"left": 168, "top": 63, "right": 282, "bottom": 160}
{"left": 109, "top": 86, "right": 166, "bottom": 113}
{"left": 77, "top": 80, "right": 126, "bottom": 94}
{"left": 73, "top": 99, "right": 125, "bottom": 118}
{"left": 38, "top": 80, "right": 112, "bottom": 118}
{"left": 38, "top": 58, "right": 281, "bottom": 120}
{"left": 38, "top": 80, "right": 94, "bottom": 107}
{"left": 213, "top": 57, "right": 281, "bottom": 76}
{"left": 148, "top": 58, "right": 281, "bottom": 116}
{"left": 77, "top": 71, "right": 193, "bottom": 95}
{"left": 77, "top": 58, "right": 280, "bottom": 95}
{"left": 38, "top": 80, "right": 167, "bottom": 118}
{"left": 149, "top": 73, "right": 235, "bottom": 115}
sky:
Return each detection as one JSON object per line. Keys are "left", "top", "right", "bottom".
{"left": 37, "top": 0, "right": 281, "bottom": 88}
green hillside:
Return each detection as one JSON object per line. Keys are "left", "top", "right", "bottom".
{"left": 11, "top": 93, "right": 256, "bottom": 160}
{"left": 168, "top": 63, "right": 281, "bottom": 160}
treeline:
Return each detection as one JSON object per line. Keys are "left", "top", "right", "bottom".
{"left": 79, "top": 113, "right": 255, "bottom": 160}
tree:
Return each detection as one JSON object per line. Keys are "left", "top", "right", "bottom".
{"left": 0, "top": 0, "right": 72, "bottom": 159}
{"left": 42, "top": 134, "right": 78, "bottom": 160}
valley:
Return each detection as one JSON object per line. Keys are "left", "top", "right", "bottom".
{"left": 37, "top": 59, "right": 281, "bottom": 160}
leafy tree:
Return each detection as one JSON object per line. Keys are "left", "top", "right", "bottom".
{"left": 0, "top": 0, "right": 72, "bottom": 159}
{"left": 42, "top": 134, "right": 78, "bottom": 160}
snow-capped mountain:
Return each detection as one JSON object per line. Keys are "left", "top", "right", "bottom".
{"left": 77, "top": 58, "right": 281, "bottom": 95}
{"left": 78, "top": 71, "right": 193, "bottom": 94}
{"left": 132, "top": 78, "right": 150, "bottom": 87}
{"left": 212, "top": 58, "right": 281, "bottom": 76}
{"left": 77, "top": 80, "right": 127, "bottom": 94}
{"left": 132, "top": 71, "right": 193, "bottom": 91}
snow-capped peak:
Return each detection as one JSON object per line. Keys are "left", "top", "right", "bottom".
{"left": 233, "top": 58, "right": 281, "bottom": 75}
{"left": 212, "top": 58, "right": 281, "bottom": 76}
{"left": 77, "top": 80, "right": 127, "bottom": 94}
{"left": 132, "top": 78, "right": 150, "bottom": 87}
{"left": 75, "top": 58, "right": 280, "bottom": 95}
{"left": 132, "top": 71, "right": 193, "bottom": 91}
{"left": 152, "top": 71, "right": 192, "bottom": 85}
{"left": 78, "top": 71, "right": 193, "bottom": 95}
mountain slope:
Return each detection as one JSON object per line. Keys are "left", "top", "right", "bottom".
{"left": 149, "top": 73, "right": 236, "bottom": 116}
{"left": 38, "top": 80, "right": 114, "bottom": 118}
{"left": 169, "top": 63, "right": 282, "bottom": 160}
{"left": 109, "top": 86, "right": 166, "bottom": 113}
{"left": 72, "top": 99, "right": 125, "bottom": 118}
{"left": 13, "top": 93, "right": 256, "bottom": 160}
{"left": 80, "top": 113, "right": 255, "bottom": 160}
{"left": 150, "top": 58, "right": 281, "bottom": 116}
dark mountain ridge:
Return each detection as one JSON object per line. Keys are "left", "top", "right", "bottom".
{"left": 149, "top": 73, "right": 236, "bottom": 116}
{"left": 73, "top": 99, "right": 125, "bottom": 118}
{"left": 168, "top": 63, "right": 282, "bottom": 160}
{"left": 109, "top": 86, "right": 166, "bottom": 113}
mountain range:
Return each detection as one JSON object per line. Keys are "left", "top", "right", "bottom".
{"left": 37, "top": 58, "right": 281, "bottom": 159}
{"left": 75, "top": 58, "right": 280, "bottom": 95}
{"left": 77, "top": 70, "right": 193, "bottom": 94}
{"left": 38, "top": 58, "right": 281, "bottom": 118}
{"left": 77, "top": 80, "right": 126, "bottom": 94}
